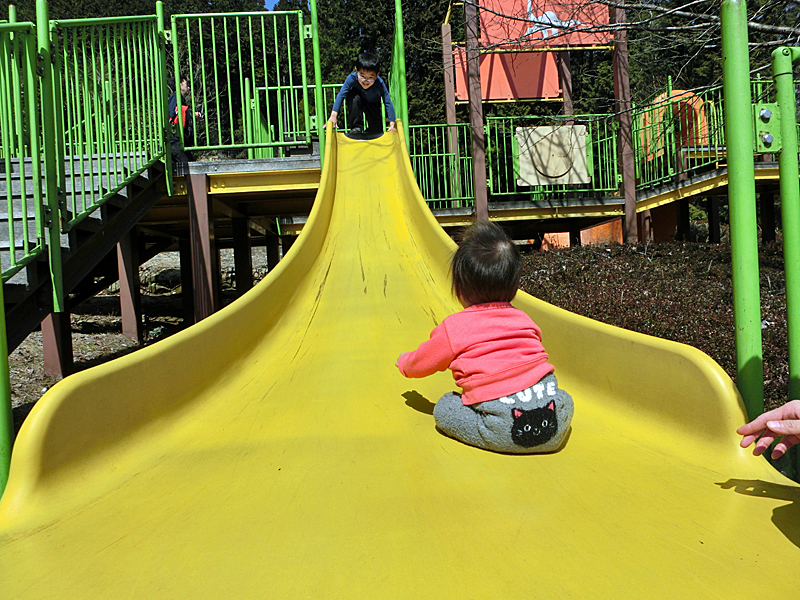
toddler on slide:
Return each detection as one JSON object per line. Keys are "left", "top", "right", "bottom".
{"left": 397, "top": 221, "right": 573, "bottom": 453}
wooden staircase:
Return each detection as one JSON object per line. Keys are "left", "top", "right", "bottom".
{"left": 1, "top": 154, "right": 167, "bottom": 354}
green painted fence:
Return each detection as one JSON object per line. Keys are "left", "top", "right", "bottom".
{"left": 0, "top": 21, "right": 47, "bottom": 282}
{"left": 54, "top": 15, "right": 167, "bottom": 231}
{"left": 171, "top": 11, "right": 317, "bottom": 157}
{"left": 0, "top": 3, "right": 169, "bottom": 497}
{"left": 408, "top": 123, "right": 474, "bottom": 210}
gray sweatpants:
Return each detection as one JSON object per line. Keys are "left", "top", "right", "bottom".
{"left": 432, "top": 373, "right": 574, "bottom": 454}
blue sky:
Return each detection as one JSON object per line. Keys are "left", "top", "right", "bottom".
{"left": 264, "top": 0, "right": 279, "bottom": 8}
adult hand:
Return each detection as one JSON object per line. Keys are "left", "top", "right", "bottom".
{"left": 387, "top": 121, "right": 396, "bottom": 132}
{"left": 328, "top": 112, "right": 338, "bottom": 129}
{"left": 737, "top": 399, "right": 800, "bottom": 458}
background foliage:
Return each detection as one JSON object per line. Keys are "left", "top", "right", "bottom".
{"left": 3, "top": 0, "right": 798, "bottom": 124}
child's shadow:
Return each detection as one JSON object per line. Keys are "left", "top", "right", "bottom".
{"left": 403, "top": 390, "right": 436, "bottom": 415}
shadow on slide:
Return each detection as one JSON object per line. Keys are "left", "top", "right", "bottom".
{"left": 1, "top": 123, "right": 798, "bottom": 598}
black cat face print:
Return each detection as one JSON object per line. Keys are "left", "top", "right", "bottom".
{"left": 511, "top": 400, "right": 558, "bottom": 447}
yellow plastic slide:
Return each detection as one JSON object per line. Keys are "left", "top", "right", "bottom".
{"left": 1, "top": 124, "right": 798, "bottom": 598}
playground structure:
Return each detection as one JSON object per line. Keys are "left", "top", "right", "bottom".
{"left": 0, "top": 0, "right": 799, "bottom": 592}
{"left": 2, "top": 118, "right": 800, "bottom": 599}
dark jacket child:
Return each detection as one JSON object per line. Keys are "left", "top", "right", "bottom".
{"left": 328, "top": 52, "right": 396, "bottom": 135}
{"left": 168, "top": 74, "right": 204, "bottom": 164}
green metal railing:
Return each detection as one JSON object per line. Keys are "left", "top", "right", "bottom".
{"left": 171, "top": 11, "right": 316, "bottom": 157}
{"left": 772, "top": 46, "right": 800, "bottom": 403}
{"left": 54, "top": 16, "right": 167, "bottom": 231}
{"left": 0, "top": 14, "right": 39, "bottom": 502}
{"left": 631, "top": 77, "right": 800, "bottom": 192}
{"left": 486, "top": 114, "right": 620, "bottom": 199}
{"left": 408, "top": 123, "right": 474, "bottom": 209}
{"left": 633, "top": 81, "right": 727, "bottom": 189}
{"left": 0, "top": 20, "right": 47, "bottom": 282}
{"left": 0, "top": 3, "right": 169, "bottom": 497}
{"left": 388, "top": 0, "right": 409, "bottom": 134}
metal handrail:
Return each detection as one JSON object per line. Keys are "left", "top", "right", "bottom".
{"left": 53, "top": 16, "right": 166, "bottom": 232}
{"left": 0, "top": 3, "right": 169, "bottom": 497}
{"left": 171, "top": 11, "right": 314, "bottom": 158}
{"left": 0, "top": 21, "right": 47, "bottom": 283}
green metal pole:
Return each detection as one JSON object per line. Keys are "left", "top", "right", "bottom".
{"left": 308, "top": 0, "right": 324, "bottom": 163}
{"left": 393, "top": 0, "right": 409, "bottom": 131}
{"left": 37, "top": 0, "right": 65, "bottom": 314}
{"left": 244, "top": 77, "right": 253, "bottom": 160}
{"left": 1, "top": 6, "right": 16, "bottom": 498}
{"left": 171, "top": 16, "right": 182, "bottom": 150}
{"left": 0, "top": 266, "right": 10, "bottom": 498}
{"left": 721, "top": 0, "right": 763, "bottom": 420}
{"left": 0, "top": 10, "right": 13, "bottom": 498}
{"left": 157, "top": 1, "right": 173, "bottom": 195}
{"left": 772, "top": 46, "right": 800, "bottom": 400}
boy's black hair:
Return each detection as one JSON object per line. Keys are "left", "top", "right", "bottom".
{"left": 356, "top": 52, "right": 380, "bottom": 73}
{"left": 168, "top": 73, "right": 187, "bottom": 92}
{"left": 451, "top": 221, "right": 521, "bottom": 305}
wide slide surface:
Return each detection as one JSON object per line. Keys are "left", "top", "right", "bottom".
{"left": 1, "top": 125, "right": 799, "bottom": 597}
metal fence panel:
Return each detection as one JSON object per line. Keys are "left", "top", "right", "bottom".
{"left": 0, "top": 23, "right": 46, "bottom": 282}
{"left": 53, "top": 16, "right": 166, "bottom": 232}
{"left": 171, "top": 12, "right": 312, "bottom": 157}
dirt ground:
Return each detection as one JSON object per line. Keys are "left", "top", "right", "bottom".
{"left": 9, "top": 234, "right": 789, "bottom": 440}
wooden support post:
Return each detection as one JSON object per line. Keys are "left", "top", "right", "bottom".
{"left": 707, "top": 197, "right": 721, "bottom": 244}
{"left": 281, "top": 235, "right": 296, "bottom": 258}
{"left": 187, "top": 173, "right": 220, "bottom": 322}
{"left": 232, "top": 216, "right": 253, "bottom": 297}
{"left": 179, "top": 237, "right": 195, "bottom": 325}
{"left": 610, "top": 5, "right": 637, "bottom": 242}
{"left": 442, "top": 23, "right": 462, "bottom": 199}
{"left": 637, "top": 211, "right": 652, "bottom": 242}
{"left": 42, "top": 312, "right": 73, "bottom": 379}
{"left": 464, "top": 0, "right": 488, "bottom": 222}
{"left": 676, "top": 198, "right": 691, "bottom": 240}
{"left": 557, "top": 51, "right": 573, "bottom": 123}
{"left": 760, "top": 191, "right": 776, "bottom": 243}
{"left": 117, "top": 230, "right": 142, "bottom": 343}
{"left": 760, "top": 154, "right": 776, "bottom": 243}
{"left": 266, "top": 235, "right": 280, "bottom": 271}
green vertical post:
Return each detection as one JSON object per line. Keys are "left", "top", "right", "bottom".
{"left": 244, "top": 77, "right": 253, "bottom": 160}
{"left": 37, "top": 0, "right": 65, "bottom": 314}
{"left": 393, "top": 0, "right": 409, "bottom": 132}
{"left": 0, "top": 11, "right": 13, "bottom": 499}
{"left": 157, "top": 1, "right": 173, "bottom": 194}
{"left": 772, "top": 46, "right": 800, "bottom": 399}
{"left": 1, "top": 7, "right": 17, "bottom": 498}
{"left": 171, "top": 17, "right": 182, "bottom": 150}
{"left": 721, "top": 0, "right": 763, "bottom": 420}
{"left": 308, "top": 0, "right": 325, "bottom": 163}
{"left": 0, "top": 261, "right": 10, "bottom": 498}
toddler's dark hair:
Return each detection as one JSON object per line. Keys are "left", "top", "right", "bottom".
{"left": 451, "top": 221, "right": 521, "bottom": 305}
{"left": 356, "top": 52, "right": 380, "bottom": 73}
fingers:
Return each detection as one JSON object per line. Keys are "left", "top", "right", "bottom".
{"left": 771, "top": 434, "right": 800, "bottom": 459}
{"left": 737, "top": 401, "right": 800, "bottom": 436}
{"left": 766, "top": 419, "right": 800, "bottom": 435}
{"left": 738, "top": 417, "right": 800, "bottom": 458}
{"left": 752, "top": 432, "right": 778, "bottom": 456}
{"left": 737, "top": 413, "right": 774, "bottom": 436}
{"left": 739, "top": 431, "right": 765, "bottom": 449}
